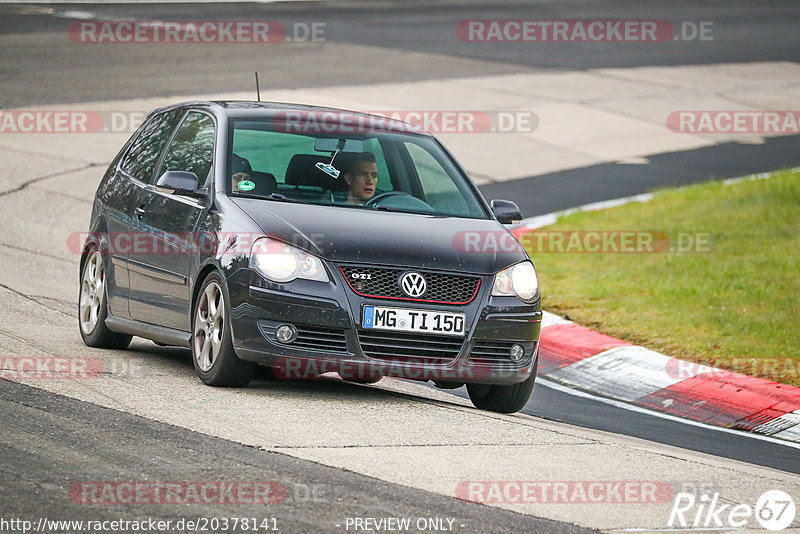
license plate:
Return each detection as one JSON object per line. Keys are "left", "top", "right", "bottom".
{"left": 362, "top": 306, "right": 466, "bottom": 337}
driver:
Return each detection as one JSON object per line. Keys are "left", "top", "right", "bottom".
{"left": 342, "top": 152, "right": 378, "bottom": 205}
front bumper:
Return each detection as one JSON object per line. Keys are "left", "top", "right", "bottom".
{"left": 228, "top": 268, "right": 541, "bottom": 385}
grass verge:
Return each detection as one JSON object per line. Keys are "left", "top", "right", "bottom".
{"left": 524, "top": 169, "right": 800, "bottom": 386}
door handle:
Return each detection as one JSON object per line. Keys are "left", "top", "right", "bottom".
{"left": 134, "top": 205, "right": 146, "bottom": 220}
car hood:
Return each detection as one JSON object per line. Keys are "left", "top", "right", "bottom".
{"left": 231, "top": 198, "right": 528, "bottom": 275}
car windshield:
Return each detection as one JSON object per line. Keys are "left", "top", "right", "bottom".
{"left": 227, "top": 117, "right": 489, "bottom": 219}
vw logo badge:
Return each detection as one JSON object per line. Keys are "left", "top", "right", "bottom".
{"left": 400, "top": 272, "right": 427, "bottom": 298}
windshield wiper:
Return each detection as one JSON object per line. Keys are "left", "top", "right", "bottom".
{"left": 262, "top": 193, "right": 295, "bottom": 203}
{"left": 370, "top": 205, "right": 438, "bottom": 216}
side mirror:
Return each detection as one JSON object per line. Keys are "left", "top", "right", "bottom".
{"left": 156, "top": 171, "right": 201, "bottom": 196}
{"left": 491, "top": 199, "right": 523, "bottom": 224}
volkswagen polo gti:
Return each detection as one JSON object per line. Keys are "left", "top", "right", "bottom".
{"left": 78, "top": 101, "right": 541, "bottom": 413}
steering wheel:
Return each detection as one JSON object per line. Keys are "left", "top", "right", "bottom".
{"left": 364, "top": 190, "right": 411, "bottom": 207}
{"left": 364, "top": 191, "right": 436, "bottom": 213}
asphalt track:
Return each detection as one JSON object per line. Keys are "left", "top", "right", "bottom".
{"left": 447, "top": 381, "right": 800, "bottom": 475}
{"left": 2, "top": 1, "right": 799, "bottom": 209}
{"left": 1, "top": 1, "right": 799, "bottom": 532}
{"left": 1, "top": 378, "right": 590, "bottom": 534}
{"left": 480, "top": 134, "right": 800, "bottom": 216}
{"left": 1, "top": 2, "right": 526, "bottom": 107}
{"left": 2, "top": 1, "right": 800, "bottom": 105}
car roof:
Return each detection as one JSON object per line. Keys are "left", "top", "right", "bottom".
{"left": 150, "top": 100, "right": 435, "bottom": 137}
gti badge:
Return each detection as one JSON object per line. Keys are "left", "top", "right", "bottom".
{"left": 400, "top": 272, "right": 427, "bottom": 298}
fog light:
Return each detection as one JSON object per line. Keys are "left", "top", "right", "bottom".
{"left": 276, "top": 324, "right": 298, "bottom": 344}
{"left": 509, "top": 344, "right": 525, "bottom": 362}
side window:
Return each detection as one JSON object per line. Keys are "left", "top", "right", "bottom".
{"left": 404, "top": 142, "right": 469, "bottom": 216}
{"left": 120, "top": 110, "right": 181, "bottom": 182}
{"left": 159, "top": 112, "right": 215, "bottom": 186}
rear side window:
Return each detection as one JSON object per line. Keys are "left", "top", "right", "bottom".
{"left": 159, "top": 111, "right": 216, "bottom": 185}
{"left": 120, "top": 110, "right": 181, "bottom": 182}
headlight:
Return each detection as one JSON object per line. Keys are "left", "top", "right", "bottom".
{"left": 250, "top": 237, "right": 329, "bottom": 283}
{"left": 492, "top": 261, "right": 539, "bottom": 302}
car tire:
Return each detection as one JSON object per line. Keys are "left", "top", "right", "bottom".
{"left": 467, "top": 354, "right": 538, "bottom": 413}
{"left": 78, "top": 247, "right": 132, "bottom": 350}
{"left": 192, "top": 271, "right": 256, "bottom": 387}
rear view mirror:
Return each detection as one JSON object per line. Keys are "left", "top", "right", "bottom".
{"left": 491, "top": 199, "right": 523, "bottom": 224}
{"left": 314, "top": 138, "right": 364, "bottom": 153}
{"left": 313, "top": 138, "right": 365, "bottom": 179}
{"left": 156, "top": 171, "right": 202, "bottom": 196}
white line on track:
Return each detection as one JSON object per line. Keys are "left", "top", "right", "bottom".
{"left": 622, "top": 529, "right": 741, "bottom": 532}
{"left": 538, "top": 377, "right": 800, "bottom": 450}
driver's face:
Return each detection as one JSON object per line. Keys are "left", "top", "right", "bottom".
{"left": 346, "top": 161, "right": 378, "bottom": 202}
{"left": 231, "top": 171, "right": 251, "bottom": 191}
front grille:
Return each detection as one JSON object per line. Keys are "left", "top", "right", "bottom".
{"left": 357, "top": 330, "right": 465, "bottom": 364}
{"left": 293, "top": 325, "right": 348, "bottom": 353}
{"left": 340, "top": 266, "right": 480, "bottom": 304}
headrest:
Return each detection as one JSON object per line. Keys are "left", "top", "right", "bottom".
{"left": 285, "top": 154, "right": 345, "bottom": 190}
{"left": 250, "top": 170, "right": 277, "bottom": 192}
{"left": 231, "top": 153, "right": 252, "bottom": 175}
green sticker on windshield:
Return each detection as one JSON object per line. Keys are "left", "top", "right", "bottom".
{"left": 237, "top": 180, "right": 255, "bottom": 191}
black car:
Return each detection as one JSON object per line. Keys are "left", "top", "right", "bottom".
{"left": 78, "top": 101, "right": 542, "bottom": 413}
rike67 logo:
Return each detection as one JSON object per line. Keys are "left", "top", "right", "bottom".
{"left": 668, "top": 490, "right": 796, "bottom": 531}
